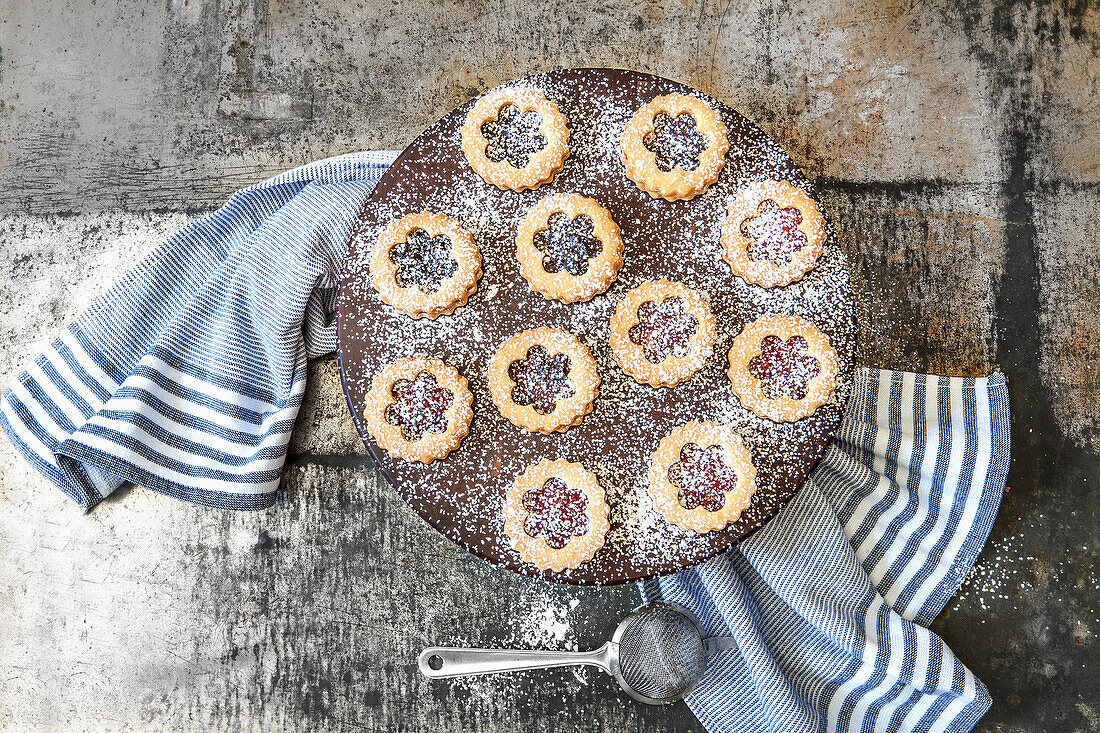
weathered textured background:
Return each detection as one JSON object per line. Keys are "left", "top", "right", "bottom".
{"left": 1, "top": 1, "right": 1097, "bottom": 731}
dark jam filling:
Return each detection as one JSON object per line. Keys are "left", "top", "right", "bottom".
{"left": 533, "top": 212, "right": 604, "bottom": 276}
{"left": 390, "top": 229, "right": 458, "bottom": 293}
{"left": 384, "top": 372, "right": 455, "bottom": 442}
{"left": 741, "top": 199, "right": 808, "bottom": 266}
{"left": 628, "top": 296, "right": 700, "bottom": 364}
{"left": 667, "top": 443, "right": 737, "bottom": 512}
{"left": 642, "top": 112, "right": 708, "bottom": 172}
{"left": 748, "top": 334, "right": 821, "bottom": 401}
{"left": 522, "top": 477, "right": 590, "bottom": 549}
{"left": 481, "top": 104, "right": 547, "bottom": 169}
{"left": 509, "top": 345, "right": 574, "bottom": 415}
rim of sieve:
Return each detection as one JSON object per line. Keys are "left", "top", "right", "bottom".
{"left": 608, "top": 601, "right": 708, "bottom": 705}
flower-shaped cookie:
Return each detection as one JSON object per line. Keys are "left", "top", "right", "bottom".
{"left": 609, "top": 280, "right": 716, "bottom": 387}
{"left": 516, "top": 194, "right": 624, "bottom": 303}
{"left": 727, "top": 314, "right": 838, "bottom": 422}
{"left": 461, "top": 88, "right": 570, "bottom": 191}
{"left": 363, "top": 357, "right": 474, "bottom": 463}
{"left": 371, "top": 212, "right": 482, "bottom": 319}
{"left": 620, "top": 94, "right": 729, "bottom": 201}
{"left": 721, "top": 180, "right": 826, "bottom": 288}
{"left": 503, "top": 459, "right": 611, "bottom": 572}
{"left": 647, "top": 421, "right": 757, "bottom": 533}
{"left": 488, "top": 328, "right": 600, "bottom": 433}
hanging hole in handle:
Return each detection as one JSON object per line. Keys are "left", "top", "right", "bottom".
{"left": 427, "top": 654, "right": 444, "bottom": 671}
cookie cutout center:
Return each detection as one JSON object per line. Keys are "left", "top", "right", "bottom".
{"left": 533, "top": 212, "right": 604, "bottom": 276}
{"left": 481, "top": 104, "right": 547, "bottom": 169}
{"left": 741, "top": 199, "right": 808, "bottom": 266}
{"left": 748, "top": 334, "right": 821, "bottom": 401}
{"left": 667, "top": 443, "right": 736, "bottom": 513}
{"left": 390, "top": 229, "right": 459, "bottom": 294}
{"left": 508, "top": 345, "right": 574, "bottom": 415}
{"left": 384, "top": 372, "right": 455, "bottom": 442}
{"left": 643, "top": 112, "right": 708, "bottom": 173}
{"left": 522, "top": 477, "right": 591, "bottom": 550}
{"left": 628, "top": 296, "right": 700, "bottom": 364}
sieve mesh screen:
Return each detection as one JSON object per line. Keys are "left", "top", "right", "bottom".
{"left": 617, "top": 604, "right": 706, "bottom": 700}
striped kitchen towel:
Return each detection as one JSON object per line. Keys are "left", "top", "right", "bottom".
{"left": 1, "top": 151, "right": 397, "bottom": 510}
{"left": 1, "top": 152, "right": 1010, "bottom": 733}
{"left": 641, "top": 370, "right": 1010, "bottom": 733}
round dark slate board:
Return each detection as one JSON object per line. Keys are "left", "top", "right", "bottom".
{"left": 337, "top": 68, "right": 855, "bottom": 586}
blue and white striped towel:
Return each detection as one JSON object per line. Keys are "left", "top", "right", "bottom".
{"left": 1, "top": 151, "right": 397, "bottom": 510}
{"left": 1, "top": 152, "right": 1010, "bottom": 733}
{"left": 642, "top": 369, "right": 1009, "bottom": 733}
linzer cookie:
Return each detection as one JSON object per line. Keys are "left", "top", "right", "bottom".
{"left": 363, "top": 357, "right": 474, "bottom": 463}
{"left": 516, "top": 193, "right": 624, "bottom": 303}
{"left": 371, "top": 212, "right": 481, "bottom": 318}
{"left": 727, "top": 314, "right": 838, "bottom": 423}
{"left": 647, "top": 422, "right": 757, "bottom": 534}
{"left": 461, "top": 88, "right": 570, "bottom": 191}
{"left": 503, "top": 459, "right": 611, "bottom": 571}
{"left": 488, "top": 327, "right": 600, "bottom": 434}
{"left": 609, "top": 280, "right": 716, "bottom": 387}
{"left": 620, "top": 93, "right": 729, "bottom": 201}
{"left": 721, "top": 180, "right": 826, "bottom": 288}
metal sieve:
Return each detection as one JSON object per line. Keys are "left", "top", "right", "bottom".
{"left": 417, "top": 601, "right": 737, "bottom": 704}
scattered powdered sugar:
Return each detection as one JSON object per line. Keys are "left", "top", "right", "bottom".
{"left": 443, "top": 595, "right": 592, "bottom": 702}
{"left": 337, "top": 70, "right": 855, "bottom": 585}
{"left": 956, "top": 520, "right": 1099, "bottom": 622}
{"left": 516, "top": 596, "right": 582, "bottom": 649}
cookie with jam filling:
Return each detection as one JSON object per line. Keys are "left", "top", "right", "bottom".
{"left": 461, "top": 88, "right": 570, "bottom": 191}
{"left": 488, "top": 327, "right": 599, "bottom": 434}
{"left": 503, "top": 458, "right": 610, "bottom": 572}
{"left": 515, "top": 193, "right": 624, "bottom": 303}
{"left": 620, "top": 93, "right": 729, "bottom": 201}
{"left": 647, "top": 421, "right": 757, "bottom": 534}
{"left": 609, "top": 280, "right": 716, "bottom": 387}
{"left": 363, "top": 357, "right": 474, "bottom": 463}
{"left": 727, "top": 313, "right": 838, "bottom": 422}
{"left": 371, "top": 212, "right": 481, "bottom": 319}
{"left": 721, "top": 180, "right": 826, "bottom": 288}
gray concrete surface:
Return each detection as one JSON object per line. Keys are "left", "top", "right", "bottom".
{"left": 1, "top": 1, "right": 1097, "bottom": 731}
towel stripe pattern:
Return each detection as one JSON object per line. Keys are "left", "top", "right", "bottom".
{"left": 1, "top": 151, "right": 397, "bottom": 510}
{"left": 640, "top": 368, "right": 1010, "bottom": 733}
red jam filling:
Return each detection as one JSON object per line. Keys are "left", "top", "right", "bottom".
{"left": 390, "top": 228, "right": 458, "bottom": 293}
{"left": 741, "top": 199, "right": 808, "bottom": 266}
{"left": 508, "top": 345, "right": 574, "bottom": 415}
{"left": 533, "top": 212, "right": 604, "bottom": 276}
{"left": 384, "top": 372, "right": 455, "bottom": 442}
{"left": 748, "top": 334, "right": 821, "bottom": 401}
{"left": 667, "top": 443, "right": 737, "bottom": 512}
{"left": 481, "top": 104, "right": 547, "bottom": 169}
{"left": 643, "top": 112, "right": 708, "bottom": 172}
{"left": 523, "top": 477, "right": 590, "bottom": 549}
{"left": 628, "top": 296, "right": 700, "bottom": 364}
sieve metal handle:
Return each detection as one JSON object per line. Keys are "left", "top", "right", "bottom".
{"left": 418, "top": 644, "right": 613, "bottom": 679}
{"left": 704, "top": 635, "right": 738, "bottom": 654}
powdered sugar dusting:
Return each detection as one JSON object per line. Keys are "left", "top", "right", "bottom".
{"left": 337, "top": 69, "right": 855, "bottom": 585}
{"left": 956, "top": 522, "right": 1099, "bottom": 622}
{"left": 517, "top": 596, "right": 581, "bottom": 649}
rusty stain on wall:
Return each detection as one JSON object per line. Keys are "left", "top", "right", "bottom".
{"left": 819, "top": 185, "right": 1007, "bottom": 377}
{"left": 1033, "top": 187, "right": 1100, "bottom": 454}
